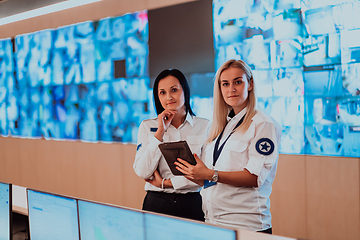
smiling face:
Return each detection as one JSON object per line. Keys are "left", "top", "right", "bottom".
{"left": 220, "top": 67, "right": 253, "bottom": 114}
{"left": 158, "top": 75, "right": 185, "bottom": 112}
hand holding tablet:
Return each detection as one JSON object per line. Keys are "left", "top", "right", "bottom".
{"left": 158, "top": 141, "right": 196, "bottom": 175}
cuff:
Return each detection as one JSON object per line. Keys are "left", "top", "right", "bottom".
{"left": 170, "top": 176, "right": 199, "bottom": 190}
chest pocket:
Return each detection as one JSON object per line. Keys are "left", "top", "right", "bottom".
{"left": 216, "top": 139, "right": 249, "bottom": 171}
{"left": 187, "top": 135, "right": 205, "bottom": 156}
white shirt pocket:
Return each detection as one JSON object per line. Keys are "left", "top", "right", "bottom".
{"left": 187, "top": 135, "right": 205, "bottom": 156}
{"left": 216, "top": 140, "right": 249, "bottom": 171}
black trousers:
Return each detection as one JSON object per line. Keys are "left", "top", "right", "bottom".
{"left": 142, "top": 191, "right": 205, "bottom": 222}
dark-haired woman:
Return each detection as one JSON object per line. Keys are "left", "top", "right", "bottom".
{"left": 133, "top": 69, "right": 209, "bottom": 221}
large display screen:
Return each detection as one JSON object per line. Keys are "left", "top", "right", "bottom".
{"left": 144, "top": 213, "right": 237, "bottom": 240}
{"left": 27, "top": 190, "right": 80, "bottom": 240}
{"left": 78, "top": 200, "right": 145, "bottom": 240}
{"left": 0, "top": 38, "right": 14, "bottom": 137}
{"left": 0, "top": 182, "right": 11, "bottom": 240}
{"left": 212, "top": 0, "right": 360, "bottom": 157}
{"left": 0, "top": 10, "right": 150, "bottom": 144}
{"left": 1, "top": 2, "right": 359, "bottom": 157}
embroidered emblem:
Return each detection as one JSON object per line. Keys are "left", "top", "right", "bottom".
{"left": 150, "top": 128, "right": 158, "bottom": 132}
{"left": 136, "top": 143, "right": 142, "bottom": 151}
{"left": 255, "top": 138, "right": 274, "bottom": 156}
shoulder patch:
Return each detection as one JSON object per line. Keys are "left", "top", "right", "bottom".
{"left": 136, "top": 143, "right": 142, "bottom": 151}
{"left": 150, "top": 127, "right": 158, "bottom": 132}
{"left": 255, "top": 138, "right": 274, "bottom": 156}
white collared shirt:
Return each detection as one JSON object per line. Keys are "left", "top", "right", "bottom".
{"left": 133, "top": 113, "right": 210, "bottom": 193}
{"left": 201, "top": 108, "right": 281, "bottom": 231}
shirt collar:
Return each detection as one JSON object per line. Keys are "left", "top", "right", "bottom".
{"left": 227, "top": 107, "right": 247, "bottom": 122}
{"left": 184, "top": 112, "right": 194, "bottom": 127}
{"left": 155, "top": 112, "right": 193, "bottom": 126}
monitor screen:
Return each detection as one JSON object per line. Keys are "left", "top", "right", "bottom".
{"left": 212, "top": 0, "right": 360, "bottom": 157}
{"left": 144, "top": 213, "right": 237, "bottom": 240}
{"left": 0, "top": 182, "right": 12, "bottom": 240}
{"left": 1, "top": 10, "right": 150, "bottom": 143}
{"left": 27, "top": 189, "right": 79, "bottom": 240}
{"left": 78, "top": 200, "right": 145, "bottom": 240}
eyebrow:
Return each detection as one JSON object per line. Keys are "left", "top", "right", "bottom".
{"left": 158, "top": 85, "right": 178, "bottom": 91}
{"left": 220, "top": 76, "right": 243, "bottom": 81}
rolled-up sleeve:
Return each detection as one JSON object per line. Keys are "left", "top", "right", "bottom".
{"left": 133, "top": 121, "right": 163, "bottom": 179}
{"left": 245, "top": 121, "right": 280, "bottom": 187}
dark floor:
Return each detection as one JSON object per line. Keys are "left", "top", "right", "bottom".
{"left": 12, "top": 213, "right": 29, "bottom": 240}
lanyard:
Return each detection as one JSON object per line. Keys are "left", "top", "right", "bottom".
{"left": 212, "top": 114, "right": 246, "bottom": 166}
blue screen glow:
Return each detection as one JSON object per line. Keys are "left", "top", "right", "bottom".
{"left": 0, "top": 10, "right": 150, "bottom": 144}
{"left": 78, "top": 200, "right": 145, "bottom": 240}
{"left": 0, "top": 182, "right": 10, "bottom": 240}
{"left": 144, "top": 213, "right": 236, "bottom": 240}
{"left": 213, "top": 0, "right": 360, "bottom": 157}
{"left": 1, "top": 2, "right": 359, "bottom": 157}
{"left": 27, "top": 190, "right": 80, "bottom": 240}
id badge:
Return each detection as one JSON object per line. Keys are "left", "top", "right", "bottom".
{"left": 203, "top": 180, "right": 217, "bottom": 189}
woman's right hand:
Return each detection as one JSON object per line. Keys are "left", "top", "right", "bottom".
{"left": 175, "top": 153, "right": 212, "bottom": 181}
{"left": 154, "top": 110, "right": 176, "bottom": 141}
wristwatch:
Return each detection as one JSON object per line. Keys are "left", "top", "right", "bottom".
{"left": 211, "top": 170, "right": 219, "bottom": 182}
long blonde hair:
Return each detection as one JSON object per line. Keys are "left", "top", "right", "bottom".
{"left": 207, "top": 59, "right": 257, "bottom": 142}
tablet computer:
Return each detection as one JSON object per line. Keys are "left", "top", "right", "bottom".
{"left": 158, "top": 141, "right": 197, "bottom": 175}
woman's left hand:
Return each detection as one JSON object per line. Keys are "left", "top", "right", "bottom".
{"left": 175, "top": 154, "right": 212, "bottom": 180}
{"left": 145, "top": 170, "right": 162, "bottom": 188}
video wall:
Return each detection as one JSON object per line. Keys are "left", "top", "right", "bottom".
{"left": 1, "top": 2, "right": 359, "bottom": 158}
{"left": 0, "top": 10, "right": 151, "bottom": 143}
{"left": 213, "top": 0, "right": 360, "bottom": 157}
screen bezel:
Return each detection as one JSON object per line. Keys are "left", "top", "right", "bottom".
{"left": 0, "top": 181, "right": 12, "bottom": 240}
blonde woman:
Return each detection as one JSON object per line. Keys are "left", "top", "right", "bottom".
{"left": 176, "top": 60, "right": 281, "bottom": 233}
